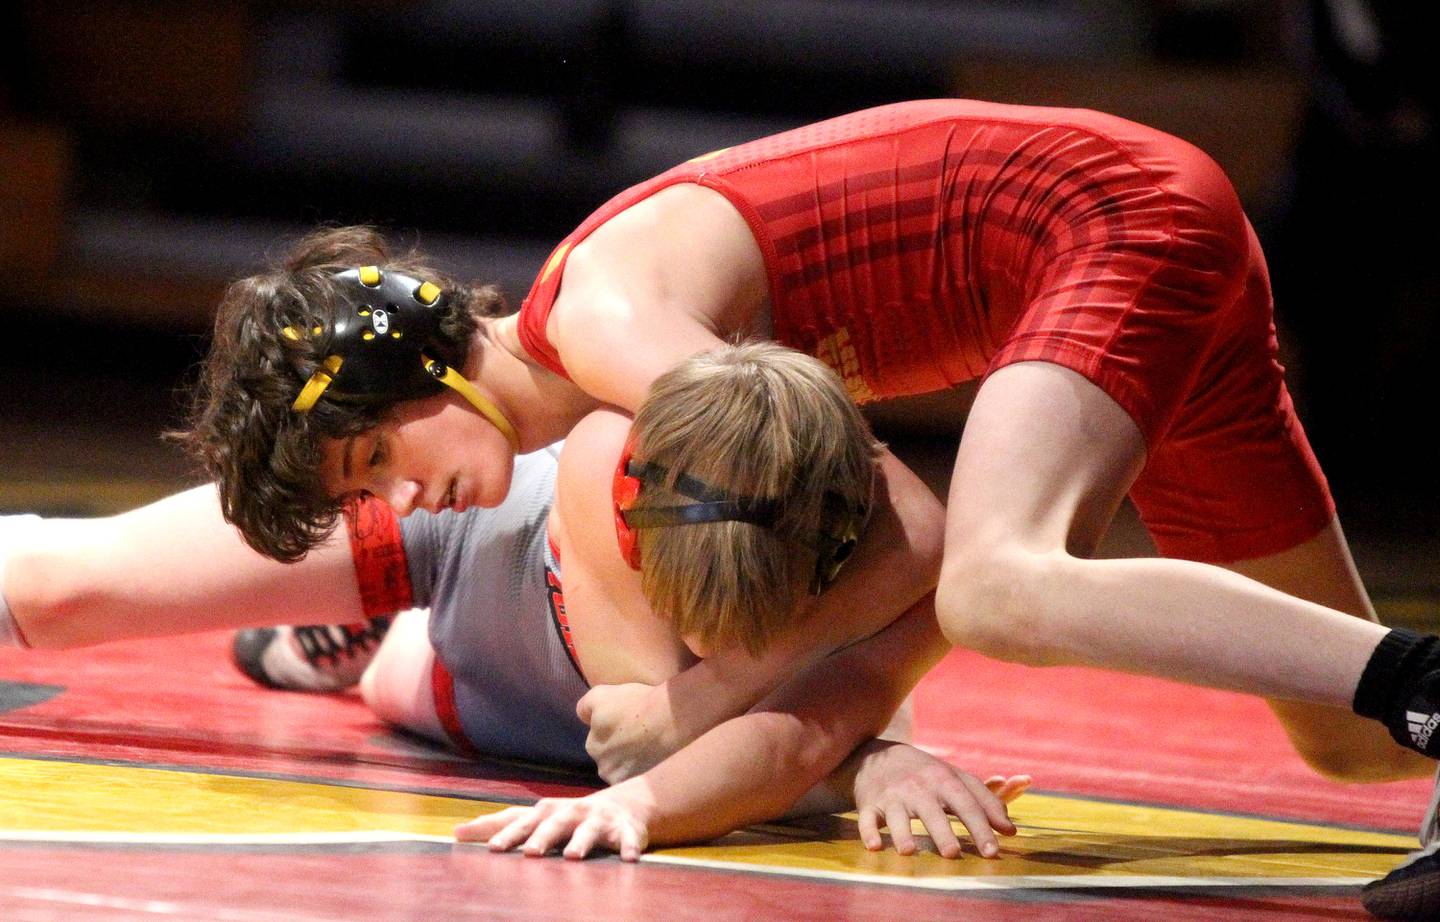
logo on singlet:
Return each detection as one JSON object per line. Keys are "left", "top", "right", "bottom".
{"left": 545, "top": 563, "right": 583, "bottom": 680}
{"left": 814, "top": 327, "right": 876, "bottom": 403}
{"left": 1408, "top": 710, "right": 1440, "bottom": 749}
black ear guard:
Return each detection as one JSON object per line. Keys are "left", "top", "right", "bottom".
{"left": 324, "top": 267, "right": 447, "bottom": 400}
{"left": 810, "top": 497, "right": 864, "bottom": 595}
{"left": 289, "top": 266, "right": 519, "bottom": 448}
{"left": 616, "top": 454, "right": 868, "bottom": 595}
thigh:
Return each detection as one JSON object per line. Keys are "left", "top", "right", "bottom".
{"left": 1129, "top": 224, "right": 1335, "bottom": 564}
{"left": 1224, "top": 518, "right": 1372, "bottom": 619}
{"left": 944, "top": 360, "right": 1147, "bottom": 559}
{"left": 957, "top": 153, "right": 1251, "bottom": 551}
{"left": 360, "top": 608, "right": 448, "bottom": 745}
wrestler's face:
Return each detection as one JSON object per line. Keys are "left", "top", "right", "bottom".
{"left": 320, "top": 389, "right": 515, "bottom": 516}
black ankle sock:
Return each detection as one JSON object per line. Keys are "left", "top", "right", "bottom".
{"left": 1353, "top": 627, "right": 1440, "bottom": 755}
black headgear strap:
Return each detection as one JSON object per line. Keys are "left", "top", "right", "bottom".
{"left": 621, "top": 459, "right": 866, "bottom": 594}
{"left": 619, "top": 459, "right": 785, "bottom": 530}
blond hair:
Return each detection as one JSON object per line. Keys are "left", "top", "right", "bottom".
{"left": 629, "top": 341, "right": 881, "bottom": 656}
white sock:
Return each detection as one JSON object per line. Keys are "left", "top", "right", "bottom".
{"left": 1, "top": 514, "right": 42, "bottom": 648}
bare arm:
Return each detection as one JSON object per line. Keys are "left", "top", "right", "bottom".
{"left": 548, "top": 410, "right": 697, "bottom": 687}
{"left": 458, "top": 412, "right": 1015, "bottom": 857}
{"left": 572, "top": 422, "right": 947, "bottom": 780}
{"left": 608, "top": 593, "right": 952, "bottom": 844}
{"left": 552, "top": 408, "right": 945, "bottom": 786}
{"left": 547, "top": 184, "right": 772, "bottom": 415}
{"left": 456, "top": 590, "right": 1017, "bottom": 859}
{"left": 5, "top": 484, "right": 362, "bottom": 648}
{"left": 541, "top": 189, "right": 941, "bottom": 757}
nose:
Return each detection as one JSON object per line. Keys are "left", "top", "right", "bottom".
{"left": 379, "top": 478, "right": 423, "bottom": 516}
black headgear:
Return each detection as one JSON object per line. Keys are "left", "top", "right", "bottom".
{"left": 290, "top": 266, "right": 518, "bottom": 447}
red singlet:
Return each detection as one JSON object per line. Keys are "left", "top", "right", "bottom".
{"left": 518, "top": 99, "right": 1333, "bottom": 563}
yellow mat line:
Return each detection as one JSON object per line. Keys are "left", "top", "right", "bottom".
{"left": 0, "top": 756, "right": 1415, "bottom": 890}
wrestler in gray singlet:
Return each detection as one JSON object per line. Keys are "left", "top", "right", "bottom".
{"left": 399, "top": 446, "right": 592, "bottom": 769}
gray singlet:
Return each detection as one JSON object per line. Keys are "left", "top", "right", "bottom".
{"left": 399, "top": 445, "right": 592, "bottom": 770}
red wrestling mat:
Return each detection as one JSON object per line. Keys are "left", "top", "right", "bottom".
{"left": 0, "top": 633, "right": 598, "bottom": 803}
{"left": 12, "top": 635, "right": 1421, "bottom": 830}
{"left": 0, "top": 633, "right": 1428, "bottom": 921}
{"left": 915, "top": 648, "right": 1431, "bottom": 833}
{"left": 0, "top": 848, "right": 1380, "bottom": 922}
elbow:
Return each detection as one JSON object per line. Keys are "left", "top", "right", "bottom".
{"left": 745, "top": 710, "right": 839, "bottom": 808}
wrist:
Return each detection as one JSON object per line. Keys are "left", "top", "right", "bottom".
{"left": 609, "top": 775, "right": 660, "bottom": 823}
{"left": 852, "top": 738, "right": 905, "bottom": 794}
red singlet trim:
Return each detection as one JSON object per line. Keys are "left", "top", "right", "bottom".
{"left": 545, "top": 534, "right": 586, "bottom": 682}
{"left": 344, "top": 495, "right": 414, "bottom": 620}
{"left": 429, "top": 656, "right": 482, "bottom": 757}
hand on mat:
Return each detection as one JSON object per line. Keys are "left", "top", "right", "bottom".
{"left": 578, "top": 682, "right": 678, "bottom": 782}
{"left": 852, "top": 740, "right": 1028, "bottom": 859}
{"left": 455, "top": 779, "right": 655, "bottom": 862}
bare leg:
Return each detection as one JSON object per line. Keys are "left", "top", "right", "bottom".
{"left": 359, "top": 608, "right": 450, "bottom": 747}
{"left": 5, "top": 485, "right": 361, "bottom": 647}
{"left": 1227, "top": 522, "right": 1431, "bottom": 780}
{"left": 936, "top": 363, "right": 1404, "bottom": 773}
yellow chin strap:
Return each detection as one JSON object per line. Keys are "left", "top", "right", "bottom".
{"left": 421, "top": 355, "right": 521, "bottom": 450}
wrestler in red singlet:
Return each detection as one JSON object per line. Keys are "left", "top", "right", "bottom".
{"left": 518, "top": 99, "right": 1333, "bottom": 564}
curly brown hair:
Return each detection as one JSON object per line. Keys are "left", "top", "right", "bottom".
{"left": 175, "top": 226, "right": 509, "bottom": 562}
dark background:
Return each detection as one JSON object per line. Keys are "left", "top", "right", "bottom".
{"left": 0, "top": 1, "right": 1434, "bottom": 593}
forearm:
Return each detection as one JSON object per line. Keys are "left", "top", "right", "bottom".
{"left": 634, "top": 596, "right": 948, "bottom": 845}
{"left": 626, "top": 450, "right": 945, "bottom": 758}
{"left": 781, "top": 738, "right": 884, "bottom": 819}
{"left": 631, "top": 630, "right": 836, "bottom": 758}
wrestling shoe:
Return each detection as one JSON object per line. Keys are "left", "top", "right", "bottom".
{"left": 1363, "top": 840, "right": 1440, "bottom": 919}
{"left": 1362, "top": 768, "right": 1440, "bottom": 920}
{"left": 231, "top": 617, "right": 392, "bottom": 693}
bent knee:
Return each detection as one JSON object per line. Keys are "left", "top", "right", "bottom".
{"left": 1274, "top": 703, "right": 1435, "bottom": 783}
{"left": 936, "top": 546, "right": 1070, "bottom": 665}
{"left": 359, "top": 609, "right": 447, "bottom": 743}
{"left": 1291, "top": 739, "right": 1430, "bottom": 784}
{"left": 3, "top": 545, "right": 99, "bottom": 647}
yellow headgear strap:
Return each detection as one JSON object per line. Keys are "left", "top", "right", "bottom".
{"left": 291, "top": 355, "right": 343, "bottom": 412}
{"left": 291, "top": 348, "right": 520, "bottom": 449}
{"left": 421, "top": 355, "right": 521, "bottom": 450}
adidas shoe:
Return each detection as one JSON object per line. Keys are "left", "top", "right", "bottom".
{"left": 231, "top": 617, "right": 392, "bottom": 693}
{"left": 1363, "top": 839, "right": 1440, "bottom": 920}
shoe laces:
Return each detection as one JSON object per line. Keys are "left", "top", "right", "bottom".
{"left": 291, "top": 616, "right": 392, "bottom": 669}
